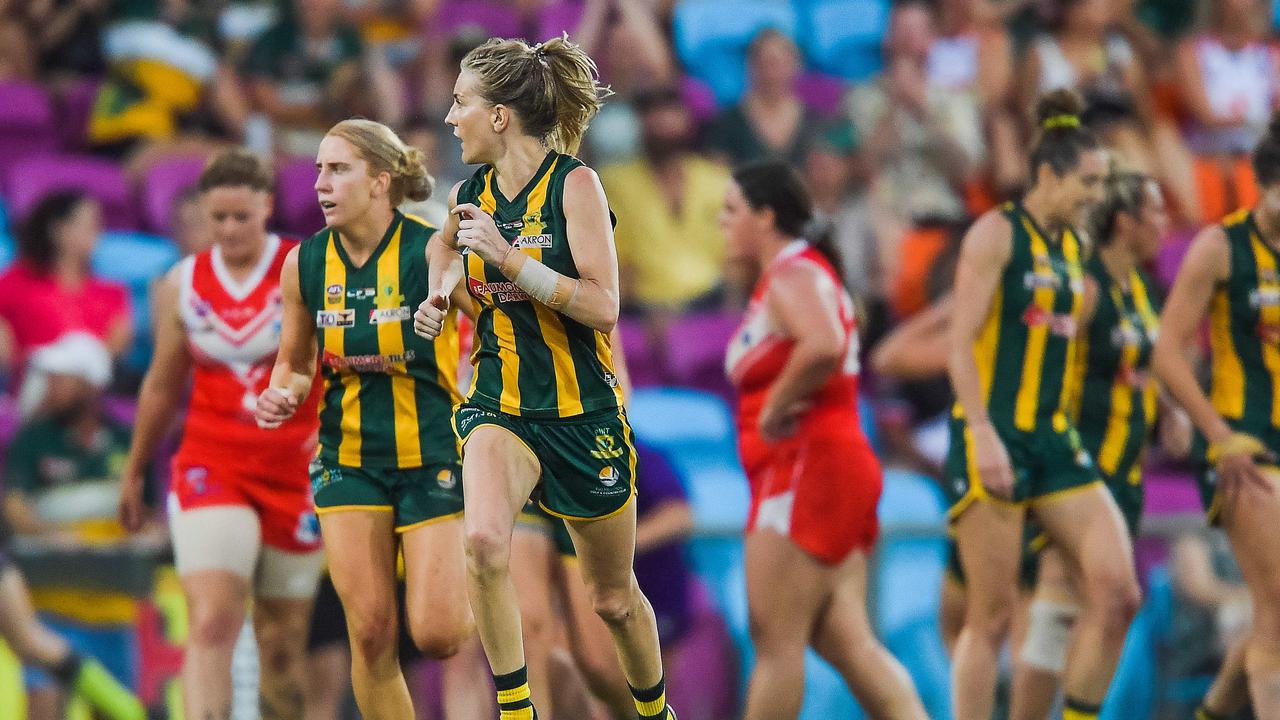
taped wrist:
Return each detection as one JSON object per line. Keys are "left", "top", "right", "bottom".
{"left": 504, "top": 251, "right": 579, "bottom": 310}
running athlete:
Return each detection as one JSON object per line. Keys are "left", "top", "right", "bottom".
{"left": 254, "top": 119, "right": 473, "bottom": 719}
{"left": 414, "top": 35, "right": 676, "bottom": 720}
{"left": 1009, "top": 169, "right": 1173, "bottom": 720}
{"left": 723, "top": 160, "right": 928, "bottom": 720}
{"left": 119, "top": 150, "right": 325, "bottom": 719}
{"left": 946, "top": 89, "right": 1140, "bottom": 720}
{"left": 1153, "top": 111, "right": 1280, "bottom": 719}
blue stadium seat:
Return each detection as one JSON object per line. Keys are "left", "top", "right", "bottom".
{"left": 798, "top": 0, "right": 889, "bottom": 81}
{"left": 0, "top": 232, "right": 12, "bottom": 272}
{"left": 672, "top": 0, "right": 798, "bottom": 104}
{"left": 91, "top": 231, "right": 181, "bottom": 370}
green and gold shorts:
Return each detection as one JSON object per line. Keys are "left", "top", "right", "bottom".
{"left": 453, "top": 403, "right": 637, "bottom": 521}
{"left": 310, "top": 459, "right": 464, "bottom": 533}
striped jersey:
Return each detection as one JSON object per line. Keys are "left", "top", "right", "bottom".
{"left": 1208, "top": 209, "right": 1280, "bottom": 439}
{"left": 1073, "top": 254, "right": 1160, "bottom": 482}
{"left": 458, "top": 151, "right": 624, "bottom": 419}
{"left": 953, "top": 202, "right": 1086, "bottom": 433}
{"left": 298, "top": 211, "right": 462, "bottom": 469}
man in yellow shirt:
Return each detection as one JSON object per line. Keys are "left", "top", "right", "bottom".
{"left": 600, "top": 86, "right": 734, "bottom": 314}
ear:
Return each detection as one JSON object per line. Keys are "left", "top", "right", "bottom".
{"left": 371, "top": 170, "right": 392, "bottom": 200}
{"left": 491, "top": 104, "right": 509, "bottom": 133}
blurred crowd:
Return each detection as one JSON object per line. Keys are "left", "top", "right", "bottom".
{"left": 0, "top": 0, "right": 1277, "bottom": 716}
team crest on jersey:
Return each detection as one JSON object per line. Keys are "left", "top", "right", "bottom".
{"left": 1023, "top": 270, "right": 1061, "bottom": 291}
{"left": 598, "top": 466, "right": 620, "bottom": 487}
{"left": 369, "top": 306, "right": 411, "bottom": 324}
{"left": 513, "top": 234, "right": 553, "bottom": 249}
{"left": 316, "top": 309, "right": 355, "bottom": 328}
{"left": 590, "top": 432, "right": 625, "bottom": 460}
{"left": 326, "top": 284, "right": 343, "bottom": 302}
{"left": 436, "top": 468, "right": 457, "bottom": 490}
{"left": 496, "top": 219, "right": 524, "bottom": 231}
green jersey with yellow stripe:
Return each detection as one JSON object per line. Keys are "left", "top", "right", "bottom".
{"left": 298, "top": 211, "right": 462, "bottom": 469}
{"left": 1074, "top": 255, "right": 1160, "bottom": 485}
{"left": 1208, "top": 209, "right": 1280, "bottom": 444}
{"left": 458, "top": 151, "right": 624, "bottom": 419}
{"left": 953, "top": 201, "right": 1086, "bottom": 433}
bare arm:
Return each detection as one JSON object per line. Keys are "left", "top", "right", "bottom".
{"left": 634, "top": 500, "right": 693, "bottom": 554}
{"left": 948, "top": 211, "right": 1012, "bottom": 426}
{"left": 609, "top": 324, "right": 633, "bottom": 401}
{"left": 757, "top": 261, "right": 849, "bottom": 441}
{"left": 428, "top": 182, "right": 467, "bottom": 302}
{"left": 268, "top": 247, "right": 318, "bottom": 401}
{"left": 1152, "top": 226, "right": 1233, "bottom": 445}
{"left": 208, "top": 63, "right": 248, "bottom": 139}
{"left": 1174, "top": 39, "right": 1241, "bottom": 130}
{"left": 870, "top": 295, "right": 951, "bottom": 380}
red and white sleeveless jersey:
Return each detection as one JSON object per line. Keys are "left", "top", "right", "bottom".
{"left": 174, "top": 235, "right": 318, "bottom": 472}
{"left": 726, "top": 241, "right": 862, "bottom": 438}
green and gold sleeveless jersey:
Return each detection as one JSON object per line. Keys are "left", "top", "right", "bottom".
{"left": 1208, "top": 208, "right": 1280, "bottom": 440}
{"left": 953, "top": 201, "right": 1086, "bottom": 433}
{"left": 298, "top": 211, "right": 462, "bottom": 469}
{"left": 1073, "top": 255, "right": 1160, "bottom": 482}
{"left": 457, "top": 151, "right": 624, "bottom": 419}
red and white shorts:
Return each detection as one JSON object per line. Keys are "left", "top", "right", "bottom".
{"left": 169, "top": 456, "right": 320, "bottom": 553}
{"left": 739, "top": 423, "right": 882, "bottom": 565}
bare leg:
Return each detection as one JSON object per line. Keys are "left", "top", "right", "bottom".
{"left": 180, "top": 570, "right": 251, "bottom": 720}
{"left": 319, "top": 510, "right": 413, "bottom": 720}
{"left": 940, "top": 574, "right": 965, "bottom": 657}
{"left": 303, "top": 641, "right": 350, "bottom": 720}
{"left": 560, "top": 556, "right": 635, "bottom": 719}
{"left": 1220, "top": 481, "right": 1280, "bottom": 719}
{"left": 1203, "top": 636, "right": 1251, "bottom": 718}
{"left": 507, "top": 527, "right": 559, "bottom": 713}
{"left": 810, "top": 551, "right": 928, "bottom": 719}
{"left": 740, "top": 530, "right": 831, "bottom": 720}
{"left": 254, "top": 596, "right": 315, "bottom": 720}
{"left": 441, "top": 635, "right": 496, "bottom": 720}
{"left": 1009, "top": 546, "right": 1077, "bottom": 720}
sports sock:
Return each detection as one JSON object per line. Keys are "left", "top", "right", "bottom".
{"left": 1063, "top": 696, "right": 1102, "bottom": 720}
{"left": 1195, "top": 704, "right": 1228, "bottom": 720}
{"left": 631, "top": 675, "right": 675, "bottom": 719}
{"left": 495, "top": 666, "right": 537, "bottom": 720}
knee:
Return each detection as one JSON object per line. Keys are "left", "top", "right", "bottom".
{"left": 407, "top": 617, "right": 466, "bottom": 660}
{"left": 464, "top": 526, "right": 511, "bottom": 581}
{"left": 964, "top": 594, "right": 1017, "bottom": 647}
{"left": 187, "top": 598, "right": 245, "bottom": 649}
{"left": 589, "top": 582, "right": 642, "bottom": 629}
{"left": 254, "top": 616, "right": 308, "bottom": 678}
{"left": 1084, "top": 567, "right": 1142, "bottom": 628}
{"left": 346, "top": 603, "right": 399, "bottom": 662}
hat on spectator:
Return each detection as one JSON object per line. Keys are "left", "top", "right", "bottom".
{"left": 18, "top": 332, "right": 113, "bottom": 418}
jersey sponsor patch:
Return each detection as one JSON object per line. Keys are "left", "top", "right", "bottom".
{"left": 1022, "top": 305, "right": 1077, "bottom": 337}
{"left": 513, "top": 234, "right": 553, "bottom": 249}
{"left": 468, "top": 277, "right": 530, "bottom": 303}
{"left": 369, "top": 306, "right": 411, "bottom": 324}
{"left": 316, "top": 309, "right": 355, "bottom": 328}
{"left": 321, "top": 349, "right": 416, "bottom": 373}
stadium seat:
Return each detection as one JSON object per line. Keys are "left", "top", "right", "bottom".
{"left": 795, "top": 71, "right": 847, "bottom": 116}
{"left": 0, "top": 81, "right": 59, "bottom": 176}
{"left": 57, "top": 77, "right": 102, "bottom": 152}
{"left": 537, "top": 0, "right": 583, "bottom": 41}
{"left": 615, "top": 315, "right": 661, "bottom": 387}
{"left": 663, "top": 311, "right": 739, "bottom": 399}
{"left": 431, "top": 0, "right": 522, "bottom": 40}
{"left": 5, "top": 154, "right": 137, "bottom": 230}
{"left": 672, "top": 0, "right": 798, "bottom": 104}
{"left": 140, "top": 155, "right": 209, "bottom": 235}
{"left": 92, "top": 230, "right": 181, "bottom": 369}
{"left": 798, "top": 0, "right": 889, "bottom": 81}
{"left": 274, "top": 157, "right": 324, "bottom": 238}
{"left": 680, "top": 75, "right": 721, "bottom": 123}
{"left": 0, "top": 231, "right": 12, "bottom": 273}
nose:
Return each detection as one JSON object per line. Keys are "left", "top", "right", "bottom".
{"left": 314, "top": 170, "right": 328, "bottom": 193}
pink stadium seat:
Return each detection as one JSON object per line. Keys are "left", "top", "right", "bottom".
{"left": 680, "top": 75, "right": 720, "bottom": 123}
{"left": 664, "top": 312, "right": 740, "bottom": 399}
{"left": 795, "top": 71, "right": 847, "bottom": 117}
{"left": 58, "top": 77, "right": 102, "bottom": 152}
{"left": 430, "top": 0, "right": 522, "bottom": 40}
{"left": 274, "top": 157, "right": 324, "bottom": 237}
{"left": 0, "top": 81, "right": 59, "bottom": 176}
{"left": 537, "top": 0, "right": 583, "bottom": 40}
{"left": 6, "top": 154, "right": 137, "bottom": 230}
{"left": 141, "top": 155, "right": 209, "bottom": 234}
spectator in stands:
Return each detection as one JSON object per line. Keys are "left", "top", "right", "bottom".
{"left": 707, "top": 28, "right": 818, "bottom": 166}
{"left": 88, "top": 0, "right": 247, "bottom": 163}
{"left": 0, "top": 192, "right": 132, "bottom": 378}
{"left": 600, "top": 85, "right": 732, "bottom": 317}
{"left": 930, "top": 0, "right": 1024, "bottom": 196}
{"left": 580, "top": 0, "right": 679, "bottom": 165}
{"left": 1173, "top": 0, "right": 1276, "bottom": 223}
{"left": 20, "top": 0, "right": 107, "bottom": 82}
{"left": 845, "top": 2, "right": 981, "bottom": 315}
{"left": 242, "top": 0, "right": 402, "bottom": 158}
{"left": 0, "top": 1, "right": 38, "bottom": 80}
{"left": 5, "top": 333, "right": 148, "bottom": 720}
{"left": 1169, "top": 528, "right": 1251, "bottom": 719}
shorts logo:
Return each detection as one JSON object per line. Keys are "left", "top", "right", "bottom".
{"left": 312, "top": 465, "right": 343, "bottom": 495}
{"left": 603, "top": 371, "right": 619, "bottom": 388}
{"left": 1075, "top": 449, "right": 1093, "bottom": 468}
{"left": 185, "top": 466, "right": 209, "bottom": 495}
{"left": 952, "top": 477, "right": 968, "bottom": 496}
{"left": 295, "top": 511, "right": 320, "bottom": 546}
{"left": 598, "top": 466, "right": 620, "bottom": 487}
{"left": 369, "top": 306, "right": 411, "bottom": 324}
{"left": 316, "top": 309, "right": 355, "bottom": 328}
{"left": 590, "top": 432, "right": 625, "bottom": 460}
{"left": 436, "top": 468, "right": 457, "bottom": 490}
{"left": 326, "top": 284, "right": 343, "bottom": 302}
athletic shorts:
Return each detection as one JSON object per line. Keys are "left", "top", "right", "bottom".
{"left": 1104, "top": 469, "right": 1144, "bottom": 539}
{"left": 171, "top": 456, "right": 320, "bottom": 553}
{"left": 738, "top": 418, "right": 882, "bottom": 565}
{"left": 453, "top": 404, "right": 637, "bottom": 521}
{"left": 943, "top": 415, "right": 1102, "bottom": 520}
{"left": 517, "top": 500, "right": 576, "bottom": 557}
{"left": 1194, "top": 428, "right": 1280, "bottom": 525}
{"left": 310, "top": 459, "right": 464, "bottom": 533}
